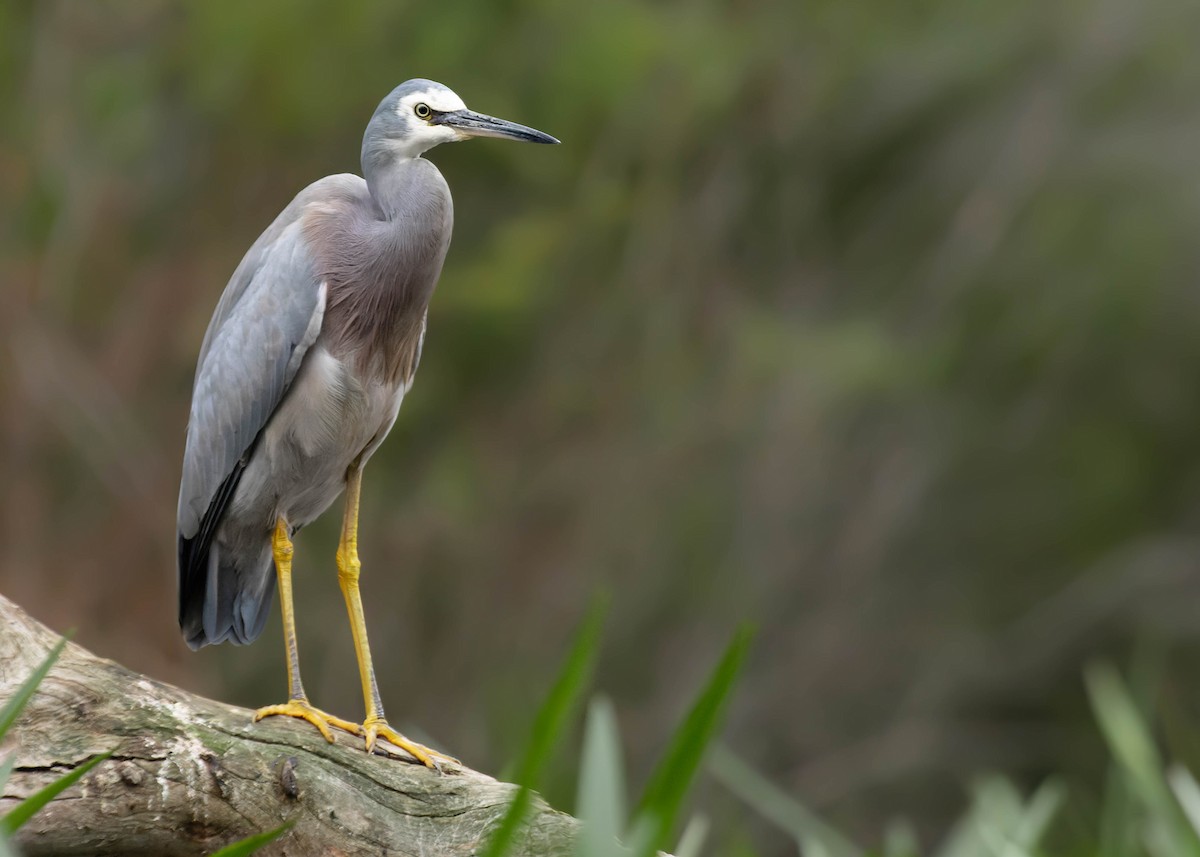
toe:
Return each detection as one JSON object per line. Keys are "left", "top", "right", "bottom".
{"left": 306, "top": 714, "right": 335, "bottom": 742}
{"left": 365, "top": 720, "right": 457, "bottom": 770}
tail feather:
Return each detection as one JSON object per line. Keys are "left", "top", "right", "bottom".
{"left": 180, "top": 539, "right": 276, "bottom": 650}
{"left": 179, "top": 456, "right": 276, "bottom": 649}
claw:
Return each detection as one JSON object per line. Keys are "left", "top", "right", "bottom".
{"left": 254, "top": 699, "right": 362, "bottom": 743}
{"left": 362, "top": 717, "right": 459, "bottom": 770}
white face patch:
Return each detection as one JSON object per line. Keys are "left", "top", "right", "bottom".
{"left": 398, "top": 87, "right": 467, "bottom": 115}
{"left": 391, "top": 86, "right": 469, "bottom": 156}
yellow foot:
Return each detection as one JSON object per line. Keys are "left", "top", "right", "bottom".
{"left": 253, "top": 698, "right": 362, "bottom": 743}
{"left": 362, "top": 717, "right": 460, "bottom": 771}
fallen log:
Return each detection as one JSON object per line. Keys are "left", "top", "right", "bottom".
{"left": 0, "top": 594, "right": 579, "bottom": 856}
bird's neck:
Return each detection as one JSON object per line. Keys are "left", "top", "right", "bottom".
{"left": 362, "top": 146, "right": 426, "bottom": 219}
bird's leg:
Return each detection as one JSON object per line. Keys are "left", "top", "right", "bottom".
{"left": 253, "top": 517, "right": 360, "bottom": 741}
{"left": 337, "top": 465, "right": 458, "bottom": 770}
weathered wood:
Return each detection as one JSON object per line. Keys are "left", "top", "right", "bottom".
{"left": 0, "top": 595, "right": 579, "bottom": 856}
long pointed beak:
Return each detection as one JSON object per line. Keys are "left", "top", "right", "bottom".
{"left": 434, "top": 109, "right": 560, "bottom": 144}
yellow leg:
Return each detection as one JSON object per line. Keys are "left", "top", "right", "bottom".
{"left": 254, "top": 518, "right": 360, "bottom": 741}
{"left": 337, "top": 465, "right": 458, "bottom": 770}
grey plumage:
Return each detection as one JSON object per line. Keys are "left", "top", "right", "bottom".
{"left": 178, "top": 187, "right": 331, "bottom": 647}
{"left": 177, "top": 79, "right": 556, "bottom": 651}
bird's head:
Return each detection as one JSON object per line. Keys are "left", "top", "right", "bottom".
{"left": 364, "top": 79, "right": 559, "bottom": 162}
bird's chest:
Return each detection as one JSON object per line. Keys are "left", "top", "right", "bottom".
{"left": 312, "top": 200, "right": 448, "bottom": 388}
{"left": 259, "top": 345, "right": 405, "bottom": 518}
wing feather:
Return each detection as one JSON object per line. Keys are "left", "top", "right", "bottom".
{"left": 175, "top": 179, "right": 363, "bottom": 616}
{"left": 177, "top": 222, "right": 325, "bottom": 540}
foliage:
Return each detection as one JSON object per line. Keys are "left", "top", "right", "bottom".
{"left": 629, "top": 625, "right": 752, "bottom": 855}
{"left": 485, "top": 599, "right": 607, "bottom": 857}
{"left": 487, "top": 622, "right": 1200, "bottom": 856}
{"left": 486, "top": 613, "right": 749, "bottom": 856}
{"left": 708, "top": 663, "right": 1200, "bottom": 857}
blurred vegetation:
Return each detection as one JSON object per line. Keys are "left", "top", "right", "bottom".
{"left": 3, "top": 0, "right": 1200, "bottom": 853}
{"left": 707, "top": 662, "right": 1200, "bottom": 857}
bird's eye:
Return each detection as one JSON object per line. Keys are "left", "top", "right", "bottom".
{"left": 414, "top": 103, "right": 432, "bottom": 119}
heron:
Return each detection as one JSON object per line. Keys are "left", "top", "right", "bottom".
{"left": 176, "top": 79, "right": 558, "bottom": 769}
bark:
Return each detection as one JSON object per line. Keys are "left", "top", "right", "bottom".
{"left": 0, "top": 595, "right": 579, "bottom": 856}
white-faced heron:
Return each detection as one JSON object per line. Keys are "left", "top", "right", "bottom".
{"left": 176, "top": 79, "right": 558, "bottom": 768}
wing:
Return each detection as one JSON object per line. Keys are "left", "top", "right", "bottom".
{"left": 176, "top": 179, "right": 358, "bottom": 596}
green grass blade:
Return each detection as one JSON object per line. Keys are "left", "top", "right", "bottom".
{"left": 1086, "top": 662, "right": 1200, "bottom": 857}
{"left": 1087, "top": 664, "right": 1170, "bottom": 808}
{"left": 675, "top": 814, "right": 710, "bottom": 857}
{"left": 517, "top": 598, "right": 607, "bottom": 786}
{"left": 484, "top": 598, "right": 606, "bottom": 857}
{"left": 959, "top": 775, "right": 1065, "bottom": 857}
{"left": 0, "top": 749, "right": 112, "bottom": 834}
{"left": 208, "top": 822, "right": 294, "bottom": 856}
{"left": 1014, "top": 778, "right": 1067, "bottom": 849}
{"left": 575, "top": 696, "right": 627, "bottom": 857}
{"left": 0, "top": 755, "right": 15, "bottom": 857}
{"left": 632, "top": 625, "right": 753, "bottom": 856}
{"left": 486, "top": 786, "right": 535, "bottom": 857}
{"left": 979, "top": 772, "right": 1065, "bottom": 854}
{"left": 1098, "top": 763, "right": 1138, "bottom": 857}
{"left": 882, "top": 818, "right": 919, "bottom": 857}
{"left": 0, "top": 754, "right": 15, "bottom": 797}
{"left": 934, "top": 779, "right": 1001, "bottom": 857}
{"left": 1169, "top": 765, "right": 1200, "bottom": 839}
{"left": 0, "top": 634, "right": 71, "bottom": 741}
{"left": 709, "top": 743, "right": 861, "bottom": 857}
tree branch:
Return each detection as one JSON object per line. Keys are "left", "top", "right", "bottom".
{"left": 0, "top": 595, "right": 579, "bottom": 856}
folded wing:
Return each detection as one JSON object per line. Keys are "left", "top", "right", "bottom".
{"left": 176, "top": 199, "right": 329, "bottom": 636}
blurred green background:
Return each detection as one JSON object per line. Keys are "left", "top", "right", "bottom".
{"left": 4, "top": 0, "right": 1200, "bottom": 853}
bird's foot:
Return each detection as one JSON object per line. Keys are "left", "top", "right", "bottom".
{"left": 362, "top": 717, "right": 459, "bottom": 771}
{"left": 253, "top": 698, "right": 362, "bottom": 743}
